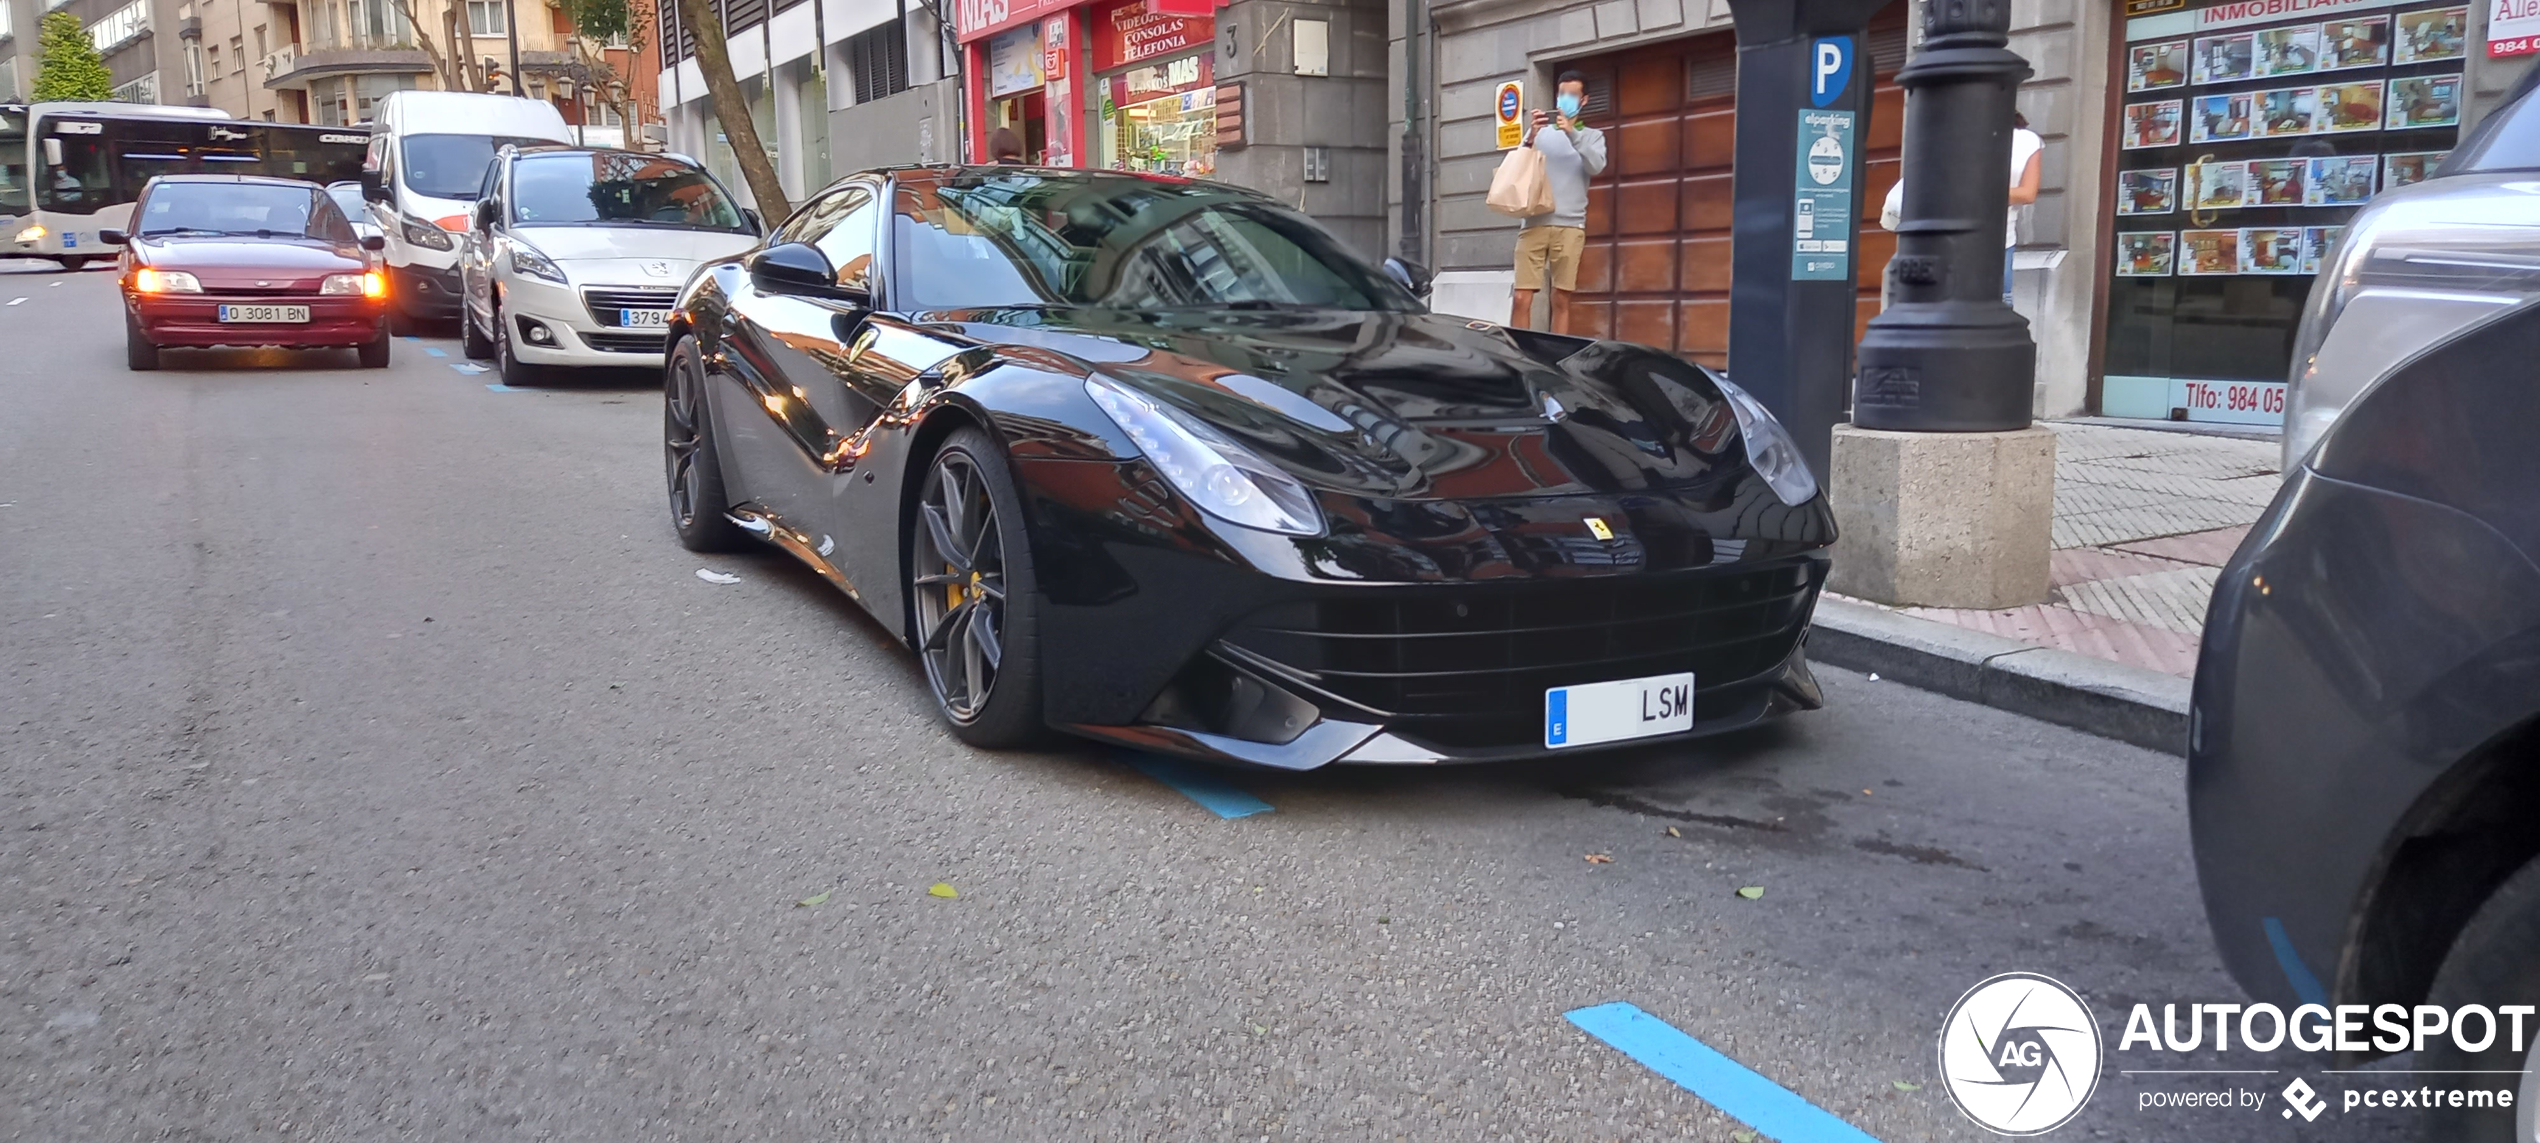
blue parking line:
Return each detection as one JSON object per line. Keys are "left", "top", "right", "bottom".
{"left": 485, "top": 383, "right": 527, "bottom": 393}
{"left": 424, "top": 346, "right": 447, "bottom": 357}
{"left": 2262, "top": 918, "right": 2329, "bottom": 1007}
{"left": 1123, "top": 754, "right": 1272, "bottom": 819}
{"left": 1567, "top": 1003, "right": 1882, "bottom": 1143}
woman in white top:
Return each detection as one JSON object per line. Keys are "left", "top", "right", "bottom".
{"left": 1880, "top": 111, "right": 2045, "bottom": 306}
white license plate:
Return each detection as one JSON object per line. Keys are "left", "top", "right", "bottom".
{"left": 1545, "top": 671, "right": 1694, "bottom": 749}
{"left": 218, "top": 304, "right": 309, "bottom": 323}
{"left": 619, "top": 308, "right": 669, "bottom": 328}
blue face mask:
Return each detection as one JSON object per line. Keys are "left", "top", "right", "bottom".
{"left": 1557, "top": 93, "right": 1583, "bottom": 119}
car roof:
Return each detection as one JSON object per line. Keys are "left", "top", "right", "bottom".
{"left": 147, "top": 174, "right": 324, "bottom": 189}
{"left": 503, "top": 144, "right": 699, "bottom": 163}
{"left": 871, "top": 165, "right": 1270, "bottom": 201}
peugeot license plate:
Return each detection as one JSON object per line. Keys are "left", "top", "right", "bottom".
{"left": 620, "top": 308, "right": 669, "bottom": 328}
{"left": 218, "top": 304, "right": 309, "bottom": 323}
{"left": 1544, "top": 671, "right": 1694, "bottom": 749}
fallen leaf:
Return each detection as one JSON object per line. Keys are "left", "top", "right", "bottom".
{"left": 1377, "top": 916, "right": 1390, "bottom": 924}
{"left": 695, "top": 569, "right": 741, "bottom": 585}
{"left": 1736, "top": 886, "right": 1764, "bottom": 900}
{"left": 1584, "top": 853, "right": 1614, "bottom": 864}
{"left": 1733, "top": 1131, "right": 1757, "bottom": 1142}
{"left": 1665, "top": 826, "right": 1681, "bottom": 838}
{"left": 796, "top": 890, "right": 832, "bottom": 908}
{"left": 1251, "top": 1023, "right": 1268, "bottom": 1035}
{"left": 1862, "top": 788, "right": 1873, "bottom": 796}
{"left": 928, "top": 882, "right": 959, "bottom": 899}
{"left": 1892, "top": 1080, "right": 1922, "bottom": 1092}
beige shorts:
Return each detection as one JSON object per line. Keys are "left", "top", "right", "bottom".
{"left": 1514, "top": 225, "right": 1585, "bottom": 292}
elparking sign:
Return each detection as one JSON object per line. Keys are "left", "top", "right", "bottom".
{"left": 1496, "top": 80, "right": 1526, "bottom": 148}
{"left": 1791, "top": 109, "right": 1857, "bottom": 280}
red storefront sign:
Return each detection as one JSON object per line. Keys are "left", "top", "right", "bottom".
{"left": 1092, "top": 0, "right": 1214, "bottom": 72}
{"left": 956, "top": 0, "right": 1070, "bottom": 44}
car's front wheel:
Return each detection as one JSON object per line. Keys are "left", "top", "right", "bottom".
{"left": 909, "top": 428, "right": 1045, "bottom": 748}
{"left": 125, "top": 313, "right": 160, "bottom": 371}
{"left": 665, "top": 335, "right": 747, "bottom": 553}
{"left": 2422, "top": 851, "right": 2540, "bottom": 1141}
{"left": 357, "top": 321, "right": 392, "bottom": 368}
{"left": 494, "top": 300, "right": 539, "bottom": 387}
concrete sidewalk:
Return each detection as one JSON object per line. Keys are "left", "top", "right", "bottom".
{"left": 1836, "top": 421, "right": 2279, "bottom": 678}
{"left": 1807, "top": 422, "right": 2280, "bottom": 753}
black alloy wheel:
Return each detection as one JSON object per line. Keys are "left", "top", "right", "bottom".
{"left": 909, "top": 428, "right": 1045, "bottom": 747}
{"left": 664, "top": 336, "right": 746, "bottom": 552}
{"left": 461, "top": 299, "right": 494, "bottom": 359}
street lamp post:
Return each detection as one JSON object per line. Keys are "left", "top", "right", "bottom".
{"left": 1824, "top": 0, "right": 2057, "bottom": 611}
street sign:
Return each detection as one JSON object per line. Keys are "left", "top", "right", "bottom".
{"left": 1496, "top": 80, "right": 1526, "bottom": 149}
{"left": 1791, "top": 109, "right": 1856, "bottom": 280}
{"left": 1810, "top": 36, "right": 1853, "bottom": 107}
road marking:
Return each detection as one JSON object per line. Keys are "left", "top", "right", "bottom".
{"left": 424, "top": 347, "right": 447, "bottom": 357}
{"left": 1123, "top": 753, "right": 1272, "bottom": 819}
{"left": 7, "top": 298, "right": 23, "bottom": 305}
{"left": 449, "top": 362, "right": 488, "bottom": 375}
{"left": 485, "top": 383, "right": 531, "bottom": 393}
{"left": 2262, "top": 917, "right": 2329, "bottom": 1007}
{"left": 1566, "top": 1002, "right": 1883, "bottom": 1143}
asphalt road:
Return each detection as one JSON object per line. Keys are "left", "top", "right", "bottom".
{"left": 1, "top": 263, "right": 2420, "bottom": 1141}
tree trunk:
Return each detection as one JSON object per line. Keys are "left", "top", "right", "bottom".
{"left": 390, "top": 0, "right": 454, "bottom": 89}
{"left": 673, "top": 0, "right": 789, "bottom": 218}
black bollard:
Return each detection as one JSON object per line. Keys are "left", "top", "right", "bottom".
{"left": 1852, "top": 0, "right": 2036, "bottom": 432}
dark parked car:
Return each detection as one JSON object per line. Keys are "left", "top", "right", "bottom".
{"left": 106, "top": 175, "right": 390, "bottom": 371}
{"left": 2192, "top": 70, "right": 2540, "bottom": 1142}
{"left": 665, "top": 166, "right": 1833, "bottom": 767}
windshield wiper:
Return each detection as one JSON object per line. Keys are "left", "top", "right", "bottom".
{"left": 140, "top": 228, "right": 226, "bottom": 238}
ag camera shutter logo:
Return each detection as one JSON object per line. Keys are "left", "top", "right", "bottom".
{"left": 1939, "top": 972, "right": 2103, "bottom": 1135}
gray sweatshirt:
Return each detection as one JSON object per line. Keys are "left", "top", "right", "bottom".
{"left": 1522, "top": 122, "right": 1609, "bottom": 230}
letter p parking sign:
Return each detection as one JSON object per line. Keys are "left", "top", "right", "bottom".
{"left": 1811, "top": 37, "right": 1853, "bottom": 107}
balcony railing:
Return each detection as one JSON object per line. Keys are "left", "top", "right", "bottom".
{"left": 260, "top": 44, "right": 297, "bottom": 76}
{"left": 298, "top": 28, "right": 424, "bottom": 52}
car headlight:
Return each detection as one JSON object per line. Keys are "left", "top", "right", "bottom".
{"left": 2283, "top": 197, "right": 2540, "bottom": 469}
{"left": 131, "top": 268, "right": 202, "bottom": 293}
{"left": 509, "top": 243, "right": 567, "bottom": 285}
{"left": 321, "top": 271, "right": 386, "bottom": 298}
{"left": 1085, "top": 374, "right": 1324, "bottom": 536}
{"left": 1710, "top": 374, "right": 1819, "bottom": 506}
{"left": 398, "top": 214, "right": 455, "bottom": 251}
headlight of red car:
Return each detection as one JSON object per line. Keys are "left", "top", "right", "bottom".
{"left": 321, "top": 272, "right": 387, "bottom": 298}
{"left": 132, "top": 268, "right": 203, "bottom": 293}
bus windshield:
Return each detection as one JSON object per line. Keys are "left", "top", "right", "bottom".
{"left": 402, "top": 134, "right": 556, "bottom": 200}
{"left": 0, "top": 107, "right": 27, "bottom": 214}
{"left": 28, "top": 111, "right": 368, "bottom": 216}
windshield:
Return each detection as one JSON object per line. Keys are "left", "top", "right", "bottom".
{"left": 326, "top": 183, "right": 369, "bottom": 222}
{"left": 399, "top": 134, "right": 551, "bottom": 200}
{"left": 136, "top": 181, "right": 354, "bottom": 242}
{"left": 892, "top": 173, "right": 1418, "bottom": 314}
{"left": 2446, "top": 79, "right": 2540, "bottom": 174}
{"left": 0, "top": 108, "right": 26, "bottom": 214}
{"left": 509, "top": 152, "right": 746, "bottom": 231}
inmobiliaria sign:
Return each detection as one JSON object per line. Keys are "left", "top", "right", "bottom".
{"left": 2493, "top": 0, "right": 2540, "bottom": 57}
{"left": 1092, "top": 0, "right": 1213, "bottom": 72}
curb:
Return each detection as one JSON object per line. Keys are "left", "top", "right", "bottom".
{"left": 1807, "top": 598, "right": 2190, "bottom": 755}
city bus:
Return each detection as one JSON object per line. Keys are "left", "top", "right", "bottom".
{"left": 2, "top": 103, "right": 371, "bottom": 270}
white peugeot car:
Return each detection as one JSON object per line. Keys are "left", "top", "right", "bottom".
{"left": 457, "top": 146, "right": 761, "bottom": 383}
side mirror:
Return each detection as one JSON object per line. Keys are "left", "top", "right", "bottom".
{"left": 362, "top": 233, "right": 387, "bottom": 251}
{"left": 99, "top": 229, "right": 128, "bottom": 245}
{"left": 1383, "top": 257, "right": 1433, "bottom": 299}
{"left": 360, "top": 168, "right": 388, "bottom": 203}
{"left": 472, "top": 198, "right": 498, "bottom": 231}
{"left": 748, "top": 241, "right": 845, "bottom": 297}
{"left": 742, "top": 208, "right": 764, "bottom": 236}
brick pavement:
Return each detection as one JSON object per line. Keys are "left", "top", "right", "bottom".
{"left": 1835, "top": 422, "right": 2279, "bottom": 678}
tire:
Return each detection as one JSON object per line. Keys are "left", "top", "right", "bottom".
{"left": 57, "top": 255, "right": 89, "bottom": 272}
{"left": 2421, "top": 852, "right": 2540, "bottom": 1142}
{"left": 125, "top": 313, "right": 160, "bottom": 371}
{"left": 357, "top": 322, "right": 392, "bottom": 368}
{"left": 908, "top": 428, "right": 1047, "bottom": 748}
{"left": 664, "top": 336, "right": 748, "bottom": 553}
{"left": 460, "top": 303, "right": 494, "bottom": 360}
{"left": 494, "top": 300, "right": 540, "bottom": 387}
{"left": 388, "top": 307, "right": 418, "bottom": 338}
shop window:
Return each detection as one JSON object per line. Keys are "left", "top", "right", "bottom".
{"left": 2104, "top": 0, "right": 2464, "bottom": 425}
{"left": 847, "top": 19, "right": 909, "bottom": 105}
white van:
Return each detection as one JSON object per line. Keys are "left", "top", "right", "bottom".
{"left": 359, "top": 92, "right": 572, "bottom": 329}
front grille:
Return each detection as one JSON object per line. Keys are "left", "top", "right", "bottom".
{"left": 583, "top": 286, "right": 678, "bottom": 327}
{"left": 583, "top": 330, "right": 667, "bottom": 353}
{"left": 1219, "top": 559, "right": 1820, "bottom": 748}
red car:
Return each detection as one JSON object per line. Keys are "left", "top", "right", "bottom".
{"left": 103, "top": 175, "right": 392, "bottom": 371}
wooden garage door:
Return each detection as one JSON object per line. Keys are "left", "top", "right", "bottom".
{"left": 1564, "top": 8, "right": 1908, "bottom": 368}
